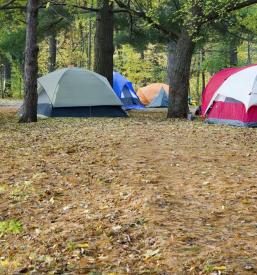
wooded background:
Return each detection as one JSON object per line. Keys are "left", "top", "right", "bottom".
{"left": 0, "top": 0, "right": 256, "bottom": 115}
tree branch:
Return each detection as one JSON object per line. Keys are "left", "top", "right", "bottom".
{"left": 0, "top": 0, "right": 16, "bottom": 10}
{"left": 206, "top": 0, "right": 257, "bottom": 22}
{"left": 114, "top": 0, "right": 179, "bottom": 40}
{"left": 44, "top": 2, "right": 99, "bottom": 13}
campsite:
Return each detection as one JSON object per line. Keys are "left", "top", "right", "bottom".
{"left": 0, "top": 0, "right": 257, "bottom": 274}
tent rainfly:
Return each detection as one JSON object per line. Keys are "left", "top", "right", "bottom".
{"left": 201, "top": 64, "right": 257, "bottom": 127}
{"left": 137, "top": 83, "right": 169, "bottom": 105}
{"left": 147, "top": 87, "right": 169, "bottom": 108}
{"left": 33, "top": 68, "right": 127, "bottom": 118}
{"left": 113, "top": 72, "right": 144, "bottom": 110}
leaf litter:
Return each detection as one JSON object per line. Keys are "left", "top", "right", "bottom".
{"left": 0, "top": 110, "right": 257, "bottom": 274}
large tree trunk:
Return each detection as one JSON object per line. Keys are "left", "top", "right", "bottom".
{"left": 167, "top": 41, "right": 176, "bottom": 84}
{"left": 168, "top": 30, "right": 195, "bottom": 118}
{"left": 94, "top": 0, "right": 114, "bottom": 86}
{"left": 19, "top": 0, "right": 39, "bottom": 123}
{"left": 48, "top": 33, "right": 57, "bottom": 72}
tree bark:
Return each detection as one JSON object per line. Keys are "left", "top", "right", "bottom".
{"left": 87, "top": 0, "right": 94, "bottom": 70}
{"left": 201, "top": 49, "right": 206, "bottom": 93}
{"left": 79, "top": 23, "right": 85, "bottom": 67}
{"left": 195, "top": 52, "right": 201, "bottom": 103}
{"left": 229, "top": 38, "right": 238, "bottom": 67}
{"left": 167, "top": 30, "right": 195, "bottom": 118}
{"left": 48, "top": 33, "right": 57, "bottom": 72}
{"left": 0, "top": 65, "right": 4, "bottom": 99}
{"left": 94, "top": 0, "right": 114, "bottom": 86}
{"left": 229, "top": 43, "right": 238, "bottom": 67}
{"left": 19, "top": 0, "right": 39, "bottom": 123}
{"left": 247, "top": 36, "right": 252, "bottom": 64}
{"left": 3, "top": 59, "right": 11, "bottom": 97}
{"left": 167, "top": 40, "right": 176, "bottom": 84}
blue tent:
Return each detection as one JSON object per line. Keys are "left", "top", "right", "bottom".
{"left": 113, "top": 72, "right": 144, "bottom": 110}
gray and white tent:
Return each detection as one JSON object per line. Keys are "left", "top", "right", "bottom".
{"left": 36, "top": 68, "right": 127, "bottom": 117}
{"left": 147, "top": 87, "right": 169, "bottom": 108}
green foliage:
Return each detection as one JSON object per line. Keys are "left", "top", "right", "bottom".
{"left": 11, "top": 62, "right": 23, "bottom": 98}
{"left": 0, "top": 220, "right": 22, "bottom": 236}
{"left": 240, "top": 7, "right": 257, "bottom": 32}
{"left": 0, "top": 27, "right": 26, "bottom": 61}
{"left": 114, "top": 44, "right": 167, "bottom": 89}
{"left": 0, "top": 4, "right": 74, "bottom": 98}
{"left": 203, "top": 44, "right": 231, "bottom": 73}
{"left": 38, "top": 12, "right": 95, "bottom": 75}
{"left": 0, "top": 0, "right": 256, "bottom": 101}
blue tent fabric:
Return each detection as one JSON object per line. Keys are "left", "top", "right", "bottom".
{"left": 113, "top": 72, "right": 144, "bottom": 110}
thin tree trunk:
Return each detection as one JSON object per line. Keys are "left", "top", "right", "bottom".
{"left": 247, "top": 36, "right": 252, "bottom": 64}
{"left": 140, "top": 51, "right": 145, "bottom": 60}
{"left": 195, "top": 52, "right": 201, "bottom": 103}
{"left": 87, "top": 2, "right": 93, "bottom": 70}
{"left": 229, "top": 41, "right": 238, "bottom": 67}
{"left": 0, "top": 65, "right": 3, "bottom": 99}
{"left": 168, "top": 30, "right": 195, "bottom": 118}
{"left": 201, "top": 49, "right": 206, "bottom": 93}
{"left": 48, "top": 33, "right": 57, "bottom": 72}
{"left": 19, "top": 0, "right": 39, "bottom": 123}
{"left": 94, "top": 0, "right": 114, "bottom": 86}
{"left": 3, "top": 59, "right": 11, "bottom": 97}
{"left": 79, "top": 22, "right": 85, "bottom": 67}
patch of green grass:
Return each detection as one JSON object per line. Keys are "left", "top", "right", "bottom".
{"left": 0, "top": 220, "right": 22, "bottom": 236}
{"left": 10, "top": 181, "right": 35, "bottom": 201}
{"left": 0, "top": 185, "right": 6, "bottom": 194}
{"left": 204, "top": 264, "right": 215, "bottom": 273}
{"left": 204, "top": 263, "right": 226, "bottom": 273}
{"left": 66, "top": 241, "right": 77, "bottom": 251}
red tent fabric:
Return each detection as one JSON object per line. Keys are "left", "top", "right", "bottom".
{"left": 201, "top": 64, "right": 257, "bottom": 127}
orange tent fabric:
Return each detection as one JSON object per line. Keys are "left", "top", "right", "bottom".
{"left": 137, "top": 83, "right": 170, "bottom": 105}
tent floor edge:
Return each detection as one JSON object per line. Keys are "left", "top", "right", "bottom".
{"left": 49, "top": 106, "right": 127, "bottom": 117}
{"left": 206, "top": 118, "right": 257, "bottom": 127}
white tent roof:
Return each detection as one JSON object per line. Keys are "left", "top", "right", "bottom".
{"left": 38, "top": 68, "right": 122, "bottom": 107}
{"left": 205, "top": 65, "right": 257, "bottom": 114}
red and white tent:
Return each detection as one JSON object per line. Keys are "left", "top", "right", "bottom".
{"left": 201, "top": 64, "right": 257, "bottom": 127}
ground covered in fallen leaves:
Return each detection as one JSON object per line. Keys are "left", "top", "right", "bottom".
{"left": 0, "top": 110, "right": 257, "bottom": 275}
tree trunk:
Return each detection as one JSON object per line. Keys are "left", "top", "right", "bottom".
{"left": 48, "top": 33, "right": 57, "bottom": 72}
{"left": 201, "top": 49, "right": 206, "bottom": 93}
{"left": 247, "top": 36, "right": 252, "bottom": 64}
{"left": 94, "top": 0, "right": 114, "bottom": 86}
{"left": 19, "top": 0, "right": 39, "bottom": 123}
{"left": 167, "top": 41, "right": 176, "bottom": 84}
{"left": 79, "top": 23, "right": 85, "bottom": 67}
{"left": 87, "top": 1, "right": 94, "bottom": 70}
{"left": 195, "top": 52, "right": 201, "bottom": 104}
{"left": 3, "top": 59, "right": 11, "bottom": 97}
{"left": 168, "top": 30, "right": 195, "bottom": 118}
{"left": 229, "top": 41, "right": 238, "bottom": 67}
{"left": 0, "top": 65, "right": 3, "bottom": 99}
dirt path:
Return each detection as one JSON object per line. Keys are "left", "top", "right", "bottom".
{"left": 0, "top": 112, "right": 256, "bottom": 274}
{"left": 0, "top": 99, "right": 21, "bottom": 114}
